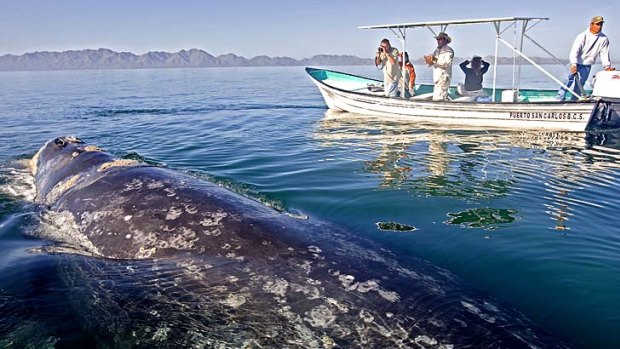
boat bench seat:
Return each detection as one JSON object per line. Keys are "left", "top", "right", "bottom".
{"left": 452, "top": 96, "right": 477, "bottom": 102}
{"left": 411, "top": 93, "right": 480, "bottom": 102}
{"left": 522, "top": 96, "right": 557, "bottom": 102}
{"left": 411, "top": 93, "right": 433, "bottom": 101}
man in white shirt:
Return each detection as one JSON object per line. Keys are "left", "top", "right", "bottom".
{"left": 557, "top": 16, "right": 615, "bottom": 101}
{"left": 375, "top": 39, "right": 402, "bottom": 97}
{"left": 424, "top": 32, "right": 454, "bottom": 101}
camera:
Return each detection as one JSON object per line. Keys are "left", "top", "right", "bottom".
{"left": 377, "top": 47, "right": 383, "bottom": 53}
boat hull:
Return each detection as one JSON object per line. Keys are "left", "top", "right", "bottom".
{"left": 307, "top": 67, "right": 620, "bottom": 132}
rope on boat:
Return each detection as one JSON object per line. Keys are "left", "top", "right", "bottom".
{"left": 574, "top": 72, "right": 589, "bottom": 99}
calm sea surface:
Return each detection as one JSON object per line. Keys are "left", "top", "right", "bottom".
{"left": 1, "top": 65, "right": 619, "bottom": 348}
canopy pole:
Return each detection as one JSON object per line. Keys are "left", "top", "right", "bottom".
{"left": 387, "top": 27, "right": 408, "bottom": 98}
{"left": 512, "top": 21, "right": 517, "bottom": 90}
{"left": 492, "top": 22, "right": 500, "bottom": 102}
{"left": 497, "top": 37, "right": 583, "bottom": 100}
{"left": 516, "top": 20, "right": 530, "bottom": 91}
{"left": 523, "top": 33, "right": 566, "bottom": 66}
{"left": 426, "top": 27, "right": 438, "bottom": 37}
{"left": 401, "top": 27, "right": 407, "bottom": 98}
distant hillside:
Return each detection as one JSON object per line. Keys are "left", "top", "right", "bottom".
{"left": 0, "top": 48, "right": 568, "bottom": 72}
{"left": 0, "top": 48, "right": 373, "bottom": 71}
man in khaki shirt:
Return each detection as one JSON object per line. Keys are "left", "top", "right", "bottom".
{"left": 375, "top": 38, "right": 402, "bottom": 97}
{"left": 424, "top": 32, "right": 454, "bottom": 101}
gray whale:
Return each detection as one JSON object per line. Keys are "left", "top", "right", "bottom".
{"left": 29, "top": 136, "right": 571, "bottom": 348}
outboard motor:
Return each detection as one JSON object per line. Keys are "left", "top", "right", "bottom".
{"left": 592, "top": 71, "right": 620, "bottom": 99}
{"left": 587, "top": 71, "right": 620, "bottom": 130}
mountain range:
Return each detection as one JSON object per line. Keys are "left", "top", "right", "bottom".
{"left": 0, "top": 48, "right": 568, "bottom": 71}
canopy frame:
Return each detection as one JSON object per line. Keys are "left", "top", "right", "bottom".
{"left": 360, "top": 17, "right": 582, "bottom": 101}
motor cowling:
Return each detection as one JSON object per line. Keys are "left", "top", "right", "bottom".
{"left": 592, "top": 71, "right": 620, "bottom": 99}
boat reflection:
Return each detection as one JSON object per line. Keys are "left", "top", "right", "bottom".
{"left": 314, "top": 110, "right": 620, "bottom": 231}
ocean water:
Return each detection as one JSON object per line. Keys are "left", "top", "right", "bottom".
{"left": 1, "top": 65, "right": 619, "bottom": 348}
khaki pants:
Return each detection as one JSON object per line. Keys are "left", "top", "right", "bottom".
{"left": 433, "top": 75, "right": 451, "bottom": 101}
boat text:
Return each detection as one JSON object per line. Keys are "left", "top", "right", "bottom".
{"left": 509, "top": 111, "right": 584, "bottom": 120}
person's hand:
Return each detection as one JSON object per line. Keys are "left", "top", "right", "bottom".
{"left": 424, "top": 55, "right": 434, "bottom": 65}
{"left": 604, "top": 66, "right": 616, "bottom": 71}
{"left": 570, "top": 64, "right": 577, "bottom": 74}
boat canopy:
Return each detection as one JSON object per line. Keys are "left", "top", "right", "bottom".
{"left": 359, "top": 16, "right": 581, "bottom": 101}
{"left": 358, "top": 17, "right": 548, "bottom": 30}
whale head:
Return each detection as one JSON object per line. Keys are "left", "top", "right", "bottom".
{"left": 31, "top": 136, "right": 84, "bottom": 176}
{"left": 31, "top": 136, "right": 115, "bottom": 204}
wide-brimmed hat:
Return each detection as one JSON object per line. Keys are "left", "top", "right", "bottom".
{"left": 435, "top": 32, "right": 452, "bottom": 43}
{"left": 591, "top": 16, "right": 604, "bottom": 24}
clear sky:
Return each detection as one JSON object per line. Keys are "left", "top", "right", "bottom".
{"left": 0, "top": 0, "right": 617, "bottom": 61}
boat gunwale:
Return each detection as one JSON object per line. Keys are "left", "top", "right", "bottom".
{"left": 316, "top": 83, "right": 595, "bottom": 112}
{"left": 305, "top": 67, "right": 597, "bottom": 107}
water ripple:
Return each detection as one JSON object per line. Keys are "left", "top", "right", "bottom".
{"left": 81, "top": 103, "right": 324, "bottom": 118}
{"left": 2, "top": 67, "right": 620, "bottom": 348}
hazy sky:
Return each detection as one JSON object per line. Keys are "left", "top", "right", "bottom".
{"left": 1, "top": 0, "right": 617, "bottom": 60}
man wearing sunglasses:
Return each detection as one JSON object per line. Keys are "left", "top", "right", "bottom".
{"left": 557, "top": 16, "right": 615, "bottom": 101}
{"left": 424, "top": 32, "right": 454, "bottom": 101}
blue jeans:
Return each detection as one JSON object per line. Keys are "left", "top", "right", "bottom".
{"left": 385, "top": 81, "right": 399, "bottom": 97}
{"left": 557, "top": 64, "right": 591, "bottom": 101}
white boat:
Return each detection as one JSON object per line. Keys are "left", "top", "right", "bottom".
{"left": 306, "top": 17, "right": 620, "bottom": 131}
